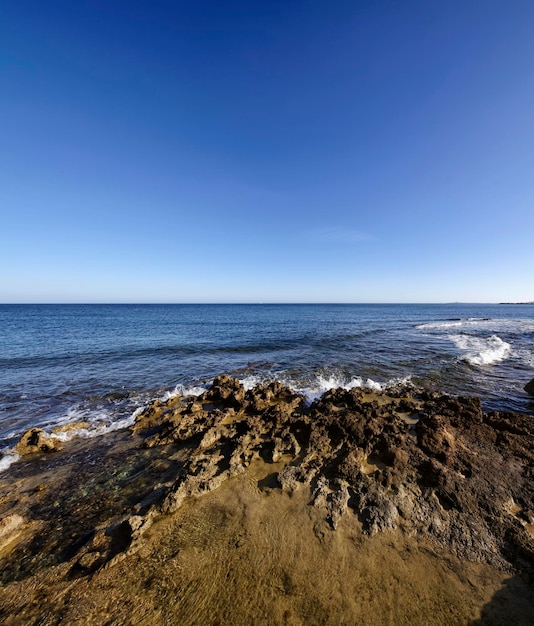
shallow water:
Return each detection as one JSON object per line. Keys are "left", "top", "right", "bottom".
{"left": 1, "top": 303, "right": 533, "bottom": 456}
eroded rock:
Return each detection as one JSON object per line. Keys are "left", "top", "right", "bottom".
{"left": 78, "top": 375, "right": 534, "bottom": 578}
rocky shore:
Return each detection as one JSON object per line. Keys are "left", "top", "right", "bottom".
{"left": 1, "top": 376, "right": 533, "bottom": 624}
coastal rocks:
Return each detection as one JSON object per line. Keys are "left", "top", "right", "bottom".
{"left": 201, "top": 374, "right": 245, "bottom": 408}
{"left": 13, "top": 421, "right": 91, "bottom": 457}
{"left": 14, "top": 428, "right": 63, "bottom": 456}
{"left": 525, "top": 378, "right": 534, "bottom": 396}
{"left": 86, "top": 375, "right": 533, "bottom": 579}
{"left": 132, "top": 395, "right": 184, "bottom": 434}
{"left": 2, "top": 374, "right": 534, "bottom": 625}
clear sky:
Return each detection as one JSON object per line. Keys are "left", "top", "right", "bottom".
{"left": 1, "top": 1, "right": 533, "bottom": 303}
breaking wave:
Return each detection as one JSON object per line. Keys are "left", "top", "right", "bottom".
{"left": 0, "top": 450, "right": 20, "bottom": 473}
{"left": 416, "top": 318, "right": 490, "bottom": 330}
{"left": 0, "top": 406, "right": 144, "bottom": 473}
{"left": 417, "top": 318, "right": 534, "bottom": 334}
{"left": 450, "top": 334, "right": 512, "bottom": 366}
{"left": 238, "top": 373, "right": 412, "bottom": 405}
{"left": 160, "top": 383, "right": 207, "bottom": 401}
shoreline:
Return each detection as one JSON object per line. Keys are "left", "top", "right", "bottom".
{"left": 1, "top": 376, "right": 533, "bottom": 624}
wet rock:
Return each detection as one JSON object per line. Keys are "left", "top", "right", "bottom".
{"left": 132, "top": 398, "right": 179, "bottom": 433}
{"left": 71, "top": 516, "right": 148, "bottom": 575}
{"left": 51, "top": 421, "right": 90, "bottom": 436}
{"left": 525, "top": 378, "right": 534, "bottom": 396}
{"left": 14, "top": 428, "right": 63, "bottom": 455}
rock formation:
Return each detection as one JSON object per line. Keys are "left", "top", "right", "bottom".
{"left": 71, "top": 374, "right": 534, "bottom": 578}
{"left": 14, "top": 428, "right": 63, "bottom": 455}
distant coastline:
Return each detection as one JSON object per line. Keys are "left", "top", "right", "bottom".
{"left": 499, "top": 301, "right": 534, "bottom": 305}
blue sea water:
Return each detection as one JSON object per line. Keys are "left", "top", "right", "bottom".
{"left": 1, "top": 304, "right": 533, "bottom": 467}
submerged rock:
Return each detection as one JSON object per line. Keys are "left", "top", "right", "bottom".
{"left": 51, "top": 421, "right": 91, "bottom": 438}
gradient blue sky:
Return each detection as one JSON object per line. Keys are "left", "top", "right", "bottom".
{"left": 1, "top": 0, "right": 533, "bottom": 303}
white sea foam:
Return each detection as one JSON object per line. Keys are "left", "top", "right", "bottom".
{"left": 512, "top": 348, "right": 534, "bottom": 368}
{"left": 295, "top": 375, "right": 374, "bottom": 404}
{"left": 417, "top": 319, "right": 490, "bottom": 330}
{"left": 239, "top": 373, "right": 411, "bottom": 405}
{"left": 450, "top": 334, "right": 511, "bottom": 366}
{"left": 75, "top": 414, "right": 138, "bottom": 438}
{"left": 160, "top": 383, "right": 207, "bottom": 401}
{"left": 417, "top": 318, "right": 534, "bottom": 334}
{"left": 49, "top": 412, "right": 139, "bottom": 442}
{"left": 0, "top": 450, "right": 20, "bottom": 473}
{"left": 50, "top": 381, "right": 210, "bottom": 442}
{"left": 240, "top": 375, "right": 265, "bottom": 391}
{"left": 296, "top": 375, "right": 415, "bottom": 404}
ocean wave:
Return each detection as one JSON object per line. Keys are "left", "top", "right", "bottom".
{"left": 450, "top": 334, "right": 511, "bottom": 366}
{"left": 417, "top": 318, "right": 534, "bottom": 334}
{"left": 509, "top": 347, "right": 534, "bottom": 368}
{"left": 238, "top": 373, "right": 412, "bottom": 405}
{"left": 416, "top": 318, "right": 491, "bottom": 330}
{"left": 49, "top": 411, "right": 140, "bottom": 442}
{"left": 160, "top": 383, "right": 207, "bottom": 401}
{"left": 0, "top": 339, "right": 307, "bottom": 371}
{"left": 0, "top": 450, "right": 20, "bottom": 473}
{"left": 0, "top": 405, "right": 144, "bottom": 473}
{"left": 293, "top": 375, "right": 382, "bottom": 404}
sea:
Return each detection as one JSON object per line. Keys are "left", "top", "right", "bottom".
{"left": 1, "top": 303, "right": 533, "bottom": 471}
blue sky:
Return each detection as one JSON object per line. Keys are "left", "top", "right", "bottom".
{"left": 1, "top": 0, "right": 533, "bottom": 303}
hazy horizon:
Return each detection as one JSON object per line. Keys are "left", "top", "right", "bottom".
{"left": 2, "top": 301, "right": 532, "bottom": 306}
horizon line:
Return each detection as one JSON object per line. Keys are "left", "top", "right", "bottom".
{"left": 1, "top": 301, "right": 527, "bottom": 306}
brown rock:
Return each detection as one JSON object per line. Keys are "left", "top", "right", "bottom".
{"left": 92, "top": 377, "right": 534, "bottom": 578}
{"left": 14, "top": 428, "right": 62, "bottom": 455}
{"left": 202, "top": 375, "right": 245, "bottom": 408}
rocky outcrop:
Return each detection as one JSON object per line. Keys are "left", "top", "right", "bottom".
{"left": 525, "top": 378, "right": 534, "bottom": 396}
{"left": 115, "top": 376, "right": 534, "bottom": 578}
{"left": 14, "top": 428, "right": 63, "bottom": 455}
